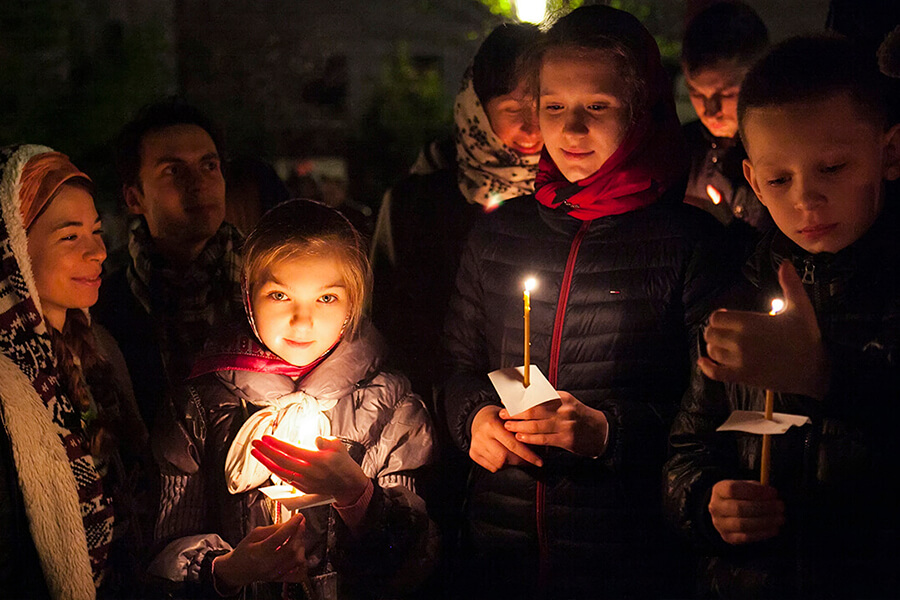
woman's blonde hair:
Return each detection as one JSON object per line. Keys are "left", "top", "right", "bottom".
{"left": 242, "top": 199, "right": 371, "bottom": 339}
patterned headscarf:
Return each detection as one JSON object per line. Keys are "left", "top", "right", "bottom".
{"left": 18, "top": 151, "right": 92, "bottom": 230}
{"left": 453, "top": 68, "right": 541, "bottom": 208}
{"left": 0, "top": 144, "right": 110, "bottom": 598}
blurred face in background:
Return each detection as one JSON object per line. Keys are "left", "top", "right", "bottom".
{"left": 125, "top": 123, "right": 225, "bottom": 262}
{"left": 684, "top": 59, "right": 748, "bottom": 139}
{"left": 485, "top": 79, "right": 544, "bottom": 155}
{"left": 27, "top": 184, "right": 106, "bottom": 331}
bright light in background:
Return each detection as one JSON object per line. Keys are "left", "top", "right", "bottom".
{"left": 706, "top": 184, "right": 722, "bottom": 205}
{"left": 524, "top": 277, "right": 537, "bottom": 292}
{"left": 516, "top": 0, "right": 546, "bottom": 23}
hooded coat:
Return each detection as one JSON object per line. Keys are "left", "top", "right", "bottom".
{"left": 0, "top": 144, "right": 149, "bottom": 599}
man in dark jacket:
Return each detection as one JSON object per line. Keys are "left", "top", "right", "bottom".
{"left": 664, "top": 36, "right": 900, "bottom": 599}
{"left": 681, "top": 2, "right": 772, "bottom": 238}
{"left": 93, "top": 100, "right": 244, "bottom": 430}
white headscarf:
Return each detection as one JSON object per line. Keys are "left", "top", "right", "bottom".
{"left": 453, "top": 69, "right": 540, "bottom": 208}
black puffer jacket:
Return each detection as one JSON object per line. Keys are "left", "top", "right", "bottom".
{"left": 663, "top": 201, "right": 900, "bottom": 599}
{"left": 442, "top": 193, "right": 733, "bottom": 598}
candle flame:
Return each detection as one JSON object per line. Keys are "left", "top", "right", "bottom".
{"left": 769, "top": 298, "right": 785, "bottom": 315}
{"left": 706, "top": 184, "right": 722, "bottom": 205}
{"left": 524, "top": 278, "right": 537, "bottom": 292}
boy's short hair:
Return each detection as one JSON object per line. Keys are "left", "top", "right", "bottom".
{"left": 116, "top": 98, "right": 224, "bottom": 190}
{"left": 472, "top": 22, "right": 541, "bottom": 105}
{"left": 243, "top": 199, "right": 371, "bottom": 339}
{"left": 738, "top": 34, "right": 890, "bottom": 140}
{"left": 682, "top": 1, "right": 768, "bottom": 74}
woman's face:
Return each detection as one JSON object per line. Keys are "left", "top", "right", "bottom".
{"left": 27, "top": 184, "right": 106, "bottom": 331}
{"left": 539, "top": 48, "right": 631, "bottom": 182}
{"left": 484, "top": 79, "right": 544, "bottom": 155}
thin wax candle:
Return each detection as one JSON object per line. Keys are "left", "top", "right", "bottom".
{"left": 760, "top": 298, "right": 784, "bottom": 486}
{"left": 523, "top": 278, "right": 536, "bottom": 387}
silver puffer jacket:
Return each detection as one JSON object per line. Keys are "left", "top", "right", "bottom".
{"left": 151, "top": 320, "right": 437, "bottom": 599}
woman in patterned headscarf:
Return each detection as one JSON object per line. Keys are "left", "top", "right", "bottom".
{"left": 371, "top": 21, "right": 543, "bottom": 399}
{"left": 0, "top": 145, "right": 149, "bottom": 599}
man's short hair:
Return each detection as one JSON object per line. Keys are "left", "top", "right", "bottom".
{"left": 682, "top": 1, "right": 768, "bottom": 74}
{"left": 115, "top": 98, "right": 224, "bottom": 190}
{"left": 738, "top": 34, "right": 890, "bottom": 140}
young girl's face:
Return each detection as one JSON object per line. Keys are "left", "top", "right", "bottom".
{"left": 27, "top": 184, "right": 106, "bottom": 331}
{"left": 539, "top": 47, "right": 631, "bottom": 182}
{"left": 251, "top": 252, "right": 350, "bottom": 367}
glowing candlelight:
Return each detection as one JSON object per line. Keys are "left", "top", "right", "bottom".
{"left": 760, "top": 298, "right": 785, "bottom": 485}
{"left": 706, "top": 184, "right": 722, "bottom": 205}
{"left": 523, "top": 278, "right": 536, "bottom": 387}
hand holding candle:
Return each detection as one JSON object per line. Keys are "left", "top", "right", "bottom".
{"left": 252, "top": 435, "right": 370, "bottom": 506}
{"left": 698, "top": 261, "right": 828, "bottom": 398}
{"left": 523, "top": 277, "right": 536, "bottom": 387}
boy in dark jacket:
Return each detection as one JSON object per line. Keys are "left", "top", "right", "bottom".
{"left": 681, "top": 2, "right": 773, "bottom": 237}
{"left": 664, "top": 35, "right": 900, "bottom": 599}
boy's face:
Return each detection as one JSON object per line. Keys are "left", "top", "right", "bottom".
{"left": 251, "top": 253, "right": 350, "bottom": 367}
{"left": 742, "top": 92, "right": 900, "bottom": 254}
{"left": 683, "top": 59, "right": 747, "bottom": 139}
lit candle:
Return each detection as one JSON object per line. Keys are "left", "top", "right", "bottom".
{"left": 523, "top": 278, "right": 536, "bottom": 387}
{"left": 760, "top": 298, "right": 784, "bottom": 485}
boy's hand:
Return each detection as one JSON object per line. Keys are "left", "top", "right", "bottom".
{"left": 214, "top": 513, "right": 308, "bottom": 588}
{"left": 708, "top": 480, "right": 785, "bottom": 545}
{"left": 500, "top": 391, "right": 609, "bottom": 457}
{"left": 251, "top": 435, "right": 370, "bottom": 506}
{"left": 469, "top": 405, "right": 543, "bottom": 472}
{"left": 698, "top": 261, "right": 829, "bottom": 398}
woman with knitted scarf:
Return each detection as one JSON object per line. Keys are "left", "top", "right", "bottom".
{"left": 0, "top": 145, "right": 150, "bottom": 598}
{"left": 441, "top": 6, "right": 737, "bottom": 598}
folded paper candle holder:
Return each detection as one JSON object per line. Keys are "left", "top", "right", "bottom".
{"left": 259, "top": 484, "right": 335, "bottom": 511}
{"left": 489, "top": 364, "right": 559, "bottom": 417}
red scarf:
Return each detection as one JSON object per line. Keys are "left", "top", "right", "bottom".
{"left": 534, "top": 18, "right": 687, "bottom": 221}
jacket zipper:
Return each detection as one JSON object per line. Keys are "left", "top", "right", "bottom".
{"left": 538, "top": 219, "right": 591, "bottom": 592}
{"left": 549, "top": 221, "right": 591, "bottom": 384}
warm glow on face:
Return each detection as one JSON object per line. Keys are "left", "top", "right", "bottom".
{"left": 769, "top": 298, "right": 785, "bottom": 315}
{"left": 516, "top": 0, "right": 546, "bottom": 23}
{"left": 706, "top": 184, "right": 722, "bottom": 205}
{"left": 524, "top": 277, "right": 537, "bottom": 293}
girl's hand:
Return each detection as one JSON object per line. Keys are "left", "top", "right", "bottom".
{"left": 214, "top": 513, "right": 308, "bottom": 589}
{"left": 469, "top": 405, "right": 543, "bottom": 472}
{"left": 251, "top": 435, "right": 370, "bottom": 506}
{"left": 500, "top": 391, "right": 609, "bottom": 458}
